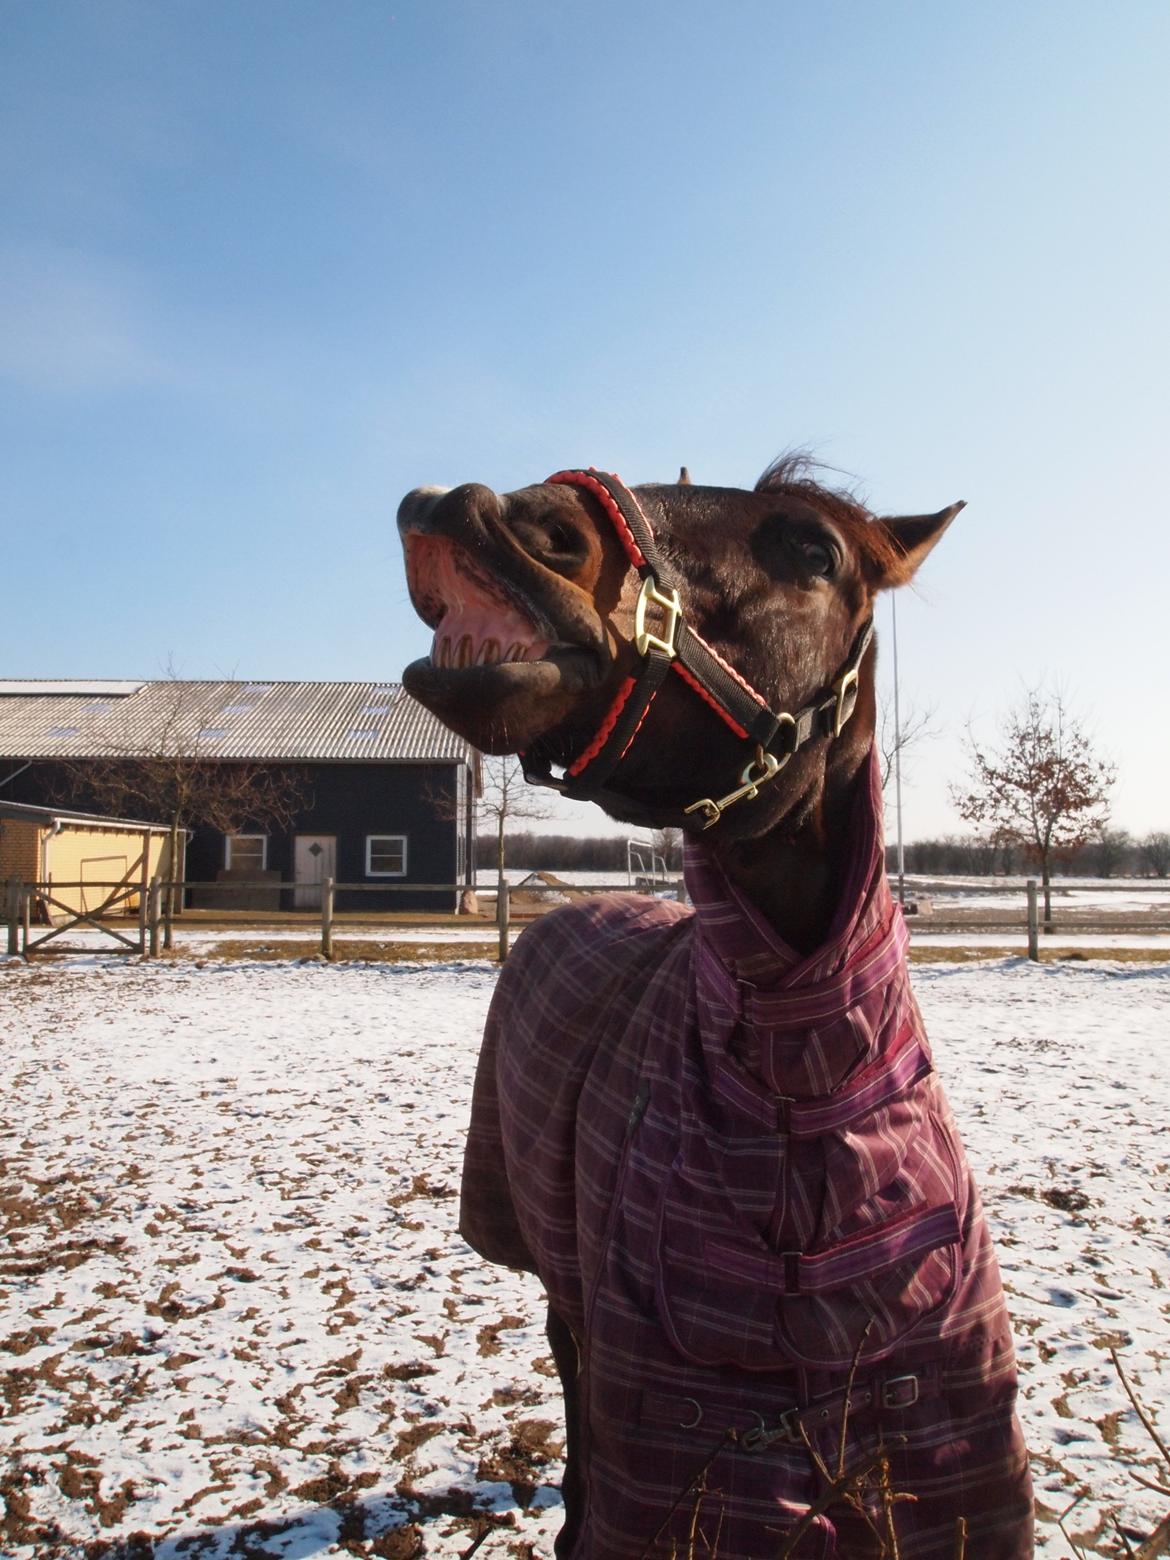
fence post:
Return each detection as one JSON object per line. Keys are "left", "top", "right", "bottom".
{"left": 22, "top": 883, "right": 31, "bottom": 952}
{"left": 6, "top": 877, "right": 20, "bottom": 956}
{"left": 148, "top": 876, "right": 162, "bottom": 959}
{"left": 1026, "top": 879, "right": 1039, "bottom": 962}
{"left": 496, "top": 879, "right": 510, "bottom": 963}
{"left": 321, "top": 877, "right": 334, "bottom": 960}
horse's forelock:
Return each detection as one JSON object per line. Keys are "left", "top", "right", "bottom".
{"left": 754, "top": 454, "right": 903, "bottom": 579}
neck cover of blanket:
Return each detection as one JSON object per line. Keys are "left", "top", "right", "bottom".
{"left": 460, "top": 750, "right": 1033, "bottom": 1557}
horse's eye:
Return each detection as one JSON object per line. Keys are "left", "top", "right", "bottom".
{"left": 799, "top": 539, "right": 837, "bottom": 577}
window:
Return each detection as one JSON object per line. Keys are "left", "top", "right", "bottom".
{"left": 226, "top": 834, "right": 267, "bottom": 873}
{"left": 366, "top": 835, "right": 407, "bottom": 877}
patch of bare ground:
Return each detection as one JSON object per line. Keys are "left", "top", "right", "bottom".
{"left": 388, "top": 1173, "right": 456, "bottom": 1207}
{"left": 476, "top": 1314, "right": 526, "bottom": 1357}
{"left": 56, "top": 1454, "right": 141, "bottom": 1527}
{"left": 392, "top": 1420, "right": 448, "bottom": 1462}
{"left": 144, "top": 1281, "right": 225, "bottom": 1323}
{"left": 476, "top": 1419, "right": 562, "bottom": 1509}
{"left": 204, "top": 939, "right": 498, "bottom": 964}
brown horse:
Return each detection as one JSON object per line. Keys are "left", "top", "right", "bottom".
{"left": 397, "top": 460, "right": 1033, "bottom": 1558}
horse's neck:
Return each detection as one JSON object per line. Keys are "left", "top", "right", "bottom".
{"left": 715, "top": 751, "right": 870, "bottom": 955}
{"left": 719, "top": 836, "right": 841, "bottom": 955}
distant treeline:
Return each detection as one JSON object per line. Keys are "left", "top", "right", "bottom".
{"left": 481, "top": 828, "right": 1170, "bottom": 878}
{"left": 886, "top": 828, "right": 1170, "bottom": 878}
{"left": 476, "top": 831, "right": 668, "bottom": 873}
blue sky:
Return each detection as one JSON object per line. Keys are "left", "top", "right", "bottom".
{"left": 3, "top": 1, "right": 1167, "bottom": 839}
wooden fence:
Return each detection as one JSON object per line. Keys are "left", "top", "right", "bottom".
{"left": 6, "top": 875, "right": 1168, "bottom": 965}
{"left": 3, "top": 875, "right": 686, "bottom": 963}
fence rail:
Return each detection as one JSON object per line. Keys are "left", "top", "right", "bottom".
{"left": 6, "top": 873, "right": 1168, "bottom": 964}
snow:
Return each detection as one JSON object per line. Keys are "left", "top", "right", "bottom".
{"left": 2, "top": 952, "right": 1168, "bottom": 1557}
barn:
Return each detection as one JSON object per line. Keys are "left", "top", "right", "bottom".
{"left": 0, "top": 680, "right": 478, "bottom": 912}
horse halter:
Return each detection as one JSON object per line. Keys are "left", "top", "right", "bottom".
{"left": 520, "top": 469, "right": 875, "bottom": 833}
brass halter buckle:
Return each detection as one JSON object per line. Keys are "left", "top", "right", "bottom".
{"left": 832, "top": 664, "right": 861, "bottom": 737}
{"left": 633, "top": 576, "right": 682, "bottom": 659}
{"left": 683, "top": 737, "right": 792, "bottom": 830}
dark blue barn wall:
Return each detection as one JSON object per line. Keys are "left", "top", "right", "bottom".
{"left": 4, "top": 759, "right": 470, "bottom": 912}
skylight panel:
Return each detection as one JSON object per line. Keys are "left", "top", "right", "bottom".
{"left": 346, "top": 728, "right": 379, "bottom": 742}
{"left": 199, "top": 727, "right": 228, "bottom": 742}
{"left": 49, "top": 725, "right": 81, "bottom": 740}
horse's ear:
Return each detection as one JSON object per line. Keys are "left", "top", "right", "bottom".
{"left": 873, "top": 501, "right": 964, "bottom": 586}
{"left": 678, "top": 466, "right": 692, "bottom": 485}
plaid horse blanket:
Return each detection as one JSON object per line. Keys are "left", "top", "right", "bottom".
{"left": 461, "top": 755, "right": 1033, "bottom": 1557}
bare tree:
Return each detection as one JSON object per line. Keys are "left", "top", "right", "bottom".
{"left": 57, "top": 675, "right": 306, "bottom": 946}
{"left": 651, "top": 827, "right": 683, "bottom": 873}
{"left": 475, "top": 755, "right": 556, "bottom": 887}
{"left": 951, "top": 688, "right": 1115, "bottom": 929}
{"left": 1089, "top": 827, "right": 1133, "bottom": 879}
{"left": 1140, "top": 831, "right": 1170, "bottom": 879}
{"left": 876, "top": 694, "right": 939, "bottom": 791}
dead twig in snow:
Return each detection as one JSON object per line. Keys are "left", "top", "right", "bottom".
{"left": 1057, "top": 1494, "right": 1090, "bottom": 1560}
{"left": 1111, "top": 1349, "right": 1170, "bottom": 1471}
{"left": 1109, "top": 1346, "right": 1170, "bottom": 1559}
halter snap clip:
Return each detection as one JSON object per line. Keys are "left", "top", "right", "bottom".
{"left": 683, "top": 740, "right": 791, "bottom": 830}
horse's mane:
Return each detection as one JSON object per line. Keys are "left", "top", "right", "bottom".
{"left": 755, "top": 454, "right": 904, "bottom": 576}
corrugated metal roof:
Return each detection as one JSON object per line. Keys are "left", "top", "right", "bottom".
{"left": 0, "top": 681, "right": 473, "bottom": 763}
{"left": 0, "top": 800, "right": 172, "bottom": 832}
{"left": 0, "top": 680, "right": 145, "bottom": 697}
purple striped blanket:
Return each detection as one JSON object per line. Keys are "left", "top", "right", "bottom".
{"left": 461, "top": 754, "right": 1033, "bottom": 1557}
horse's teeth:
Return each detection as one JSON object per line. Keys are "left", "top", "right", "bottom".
{"left": 477, "top": 639, "right": 501, "bottom": 666}
{"left": 455, "top": 636, "right": 473, "bottom": 668}
{"left": 505, "top": 643, "right": 526, "bottom": 663}
{"left": 434, "top": 636, "right": 451, "bottom": 667}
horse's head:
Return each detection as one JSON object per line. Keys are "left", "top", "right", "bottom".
{"left": 398, "top": 459, "right": 958, "bottom": 840}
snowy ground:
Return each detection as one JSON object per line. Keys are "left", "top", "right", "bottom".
{"left": 2, "top": 952, "right": 1168, "bottom": 1557}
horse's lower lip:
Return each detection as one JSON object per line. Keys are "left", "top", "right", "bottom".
{"left": 403, "top": 646, "right": 602, "bottom": 700}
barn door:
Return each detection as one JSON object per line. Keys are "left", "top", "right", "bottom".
{"left": 294, "top": 835, "right": 336, "bottom": 909}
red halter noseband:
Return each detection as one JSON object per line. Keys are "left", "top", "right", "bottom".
{"left": 520, "top": 469, "right": 874, "bottom": 832}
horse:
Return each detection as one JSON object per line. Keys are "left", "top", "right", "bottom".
{"left": 397, "top": 459, "right": 1033, "bottom": 1558}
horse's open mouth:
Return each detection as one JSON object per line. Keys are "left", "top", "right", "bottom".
{"left": 402, "top": 531, "right": 549, "bottom": 665}
{"left": 400, "top": 532, "right": 607, "bottom": 746}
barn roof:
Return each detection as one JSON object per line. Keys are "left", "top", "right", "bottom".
{"left": 0, "top": 681, "right": 473, "bottom": 764}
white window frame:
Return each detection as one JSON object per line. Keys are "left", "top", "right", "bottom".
{"left": 366, "top": 834, "right": 407, "bottom": 877}
{"left": 225, "top": 834, "right": 268, "bottom": 871}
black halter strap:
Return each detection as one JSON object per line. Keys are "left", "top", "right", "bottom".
{"left": 520, "top": 469, "right": 874, "bottom": 832}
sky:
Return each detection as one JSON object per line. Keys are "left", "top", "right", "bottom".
{"left": 3, "top": 0, "right": 1168, "bottom": 841}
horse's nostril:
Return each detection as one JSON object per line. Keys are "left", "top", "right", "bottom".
{"left": 510, "top": 515, "right": 586, "bottom": 573}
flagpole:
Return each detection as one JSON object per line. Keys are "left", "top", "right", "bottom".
{"left": 892, "top": 593, "right": 906, "bottom": 905}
